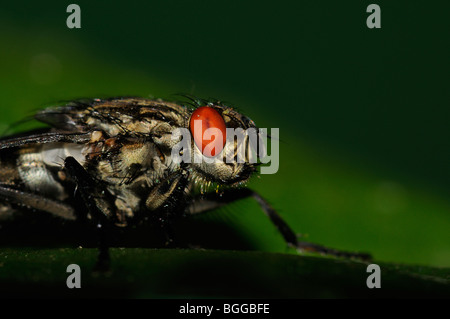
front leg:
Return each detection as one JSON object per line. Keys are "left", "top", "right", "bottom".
{"left": 143, "top": 169, "right": 190, "bottom": 246}
{"left": 64, "top": 156, "right": 115, "bottom": 271}
{"left": 187, "top": 188, "right": 371, "bottom": 260}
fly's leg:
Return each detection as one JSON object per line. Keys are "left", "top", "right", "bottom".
{"left": 143, "top": 169, "right": 190, "bottom": 247}
{"left": 0, "top": 185, "right": 76, "bottom": 221}
{"left": 64, "top": 156, "right": 114, "bottom": 271}
{"left": 187, "top": 188, "right": 371, "bottom": 260}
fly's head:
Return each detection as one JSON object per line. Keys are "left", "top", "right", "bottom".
{"left": 182, "top": 100, "right": 260, "bottom": 188}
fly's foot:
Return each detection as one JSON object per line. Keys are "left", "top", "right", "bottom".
{"left": 93, "top": 245, "right": 111, "bottom": 273}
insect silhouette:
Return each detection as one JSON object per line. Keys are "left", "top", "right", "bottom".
{"left": 0, "top": 97, "right": 370, "bottom": 269}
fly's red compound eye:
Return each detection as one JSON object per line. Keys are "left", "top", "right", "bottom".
{"left": 189, "top": 106, "right": 227, "bottom": 157}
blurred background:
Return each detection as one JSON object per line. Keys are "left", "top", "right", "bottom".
{"left": 0, "top": 1, "right": 449, "bottom": 267}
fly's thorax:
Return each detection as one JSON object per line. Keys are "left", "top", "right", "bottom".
{"left": 82, "top": 129, "right": 181, "bottom": 189}
{"left": 36, "top": 98, "right": 189, "bottom": 136}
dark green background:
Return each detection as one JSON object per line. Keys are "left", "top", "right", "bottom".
{"left": 0, "top": 1, "right": 449, "bottom": 268}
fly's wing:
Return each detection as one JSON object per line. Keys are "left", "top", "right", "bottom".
{"left": 34, "top": 99, "right": 95, "bottom": 133}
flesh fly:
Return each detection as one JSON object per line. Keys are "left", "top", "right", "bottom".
{"left": 0, "top": 97, "right": 369, "bottom": 268}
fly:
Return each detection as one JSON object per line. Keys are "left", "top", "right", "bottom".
{"left": 0, "top": 96, "right": 370, "bottom": 269}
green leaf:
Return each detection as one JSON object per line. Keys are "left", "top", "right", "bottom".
{"left": 0, "top": 248, "right": 449, "bottom": 298}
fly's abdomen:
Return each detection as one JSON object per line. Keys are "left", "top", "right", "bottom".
{"left": 16, "top": 146, "right": 67, "bottom": 201}
{"left": 0, "top": 142, "right": 87, "bottom": 202}
{"left": 0, "top": 150, "right": 21, "bottom": 187}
